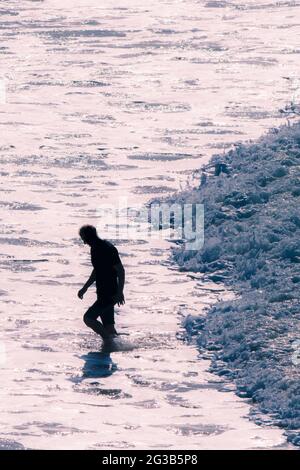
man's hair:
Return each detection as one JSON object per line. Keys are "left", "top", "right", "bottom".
{"left": 79, "top": 225, "right": 98, "bottom": 242}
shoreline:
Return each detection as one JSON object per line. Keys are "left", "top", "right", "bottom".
{"left": 170, "top": 121, "right": 300, "bottom": 446}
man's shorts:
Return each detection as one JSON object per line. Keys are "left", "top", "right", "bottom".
{"left": 85, "top": 298, "right": 115, "bottom": 327}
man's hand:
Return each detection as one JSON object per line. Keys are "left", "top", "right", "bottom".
{"left": 112, "top": 292, "right": 125, "bottom": 306}
{"left": 78, "top": 287, "right": 87, "bottom": 300}
{"left": 78, "top": 270, "right": 96, "bottom": 299}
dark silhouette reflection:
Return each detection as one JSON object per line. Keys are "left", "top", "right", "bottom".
{"left": 78, "top": 351, "right": 117, "bottom": 381}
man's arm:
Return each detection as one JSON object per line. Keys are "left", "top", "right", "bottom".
{"left": 78, "top": 269, "right": 96, "bottom": 299}
{"left": 113, "top": 262, "right": 125, "bottom": 305}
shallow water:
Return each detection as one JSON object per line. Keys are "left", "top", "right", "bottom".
{"left": 0, "top": 0, "right": 299, "bottom": 449}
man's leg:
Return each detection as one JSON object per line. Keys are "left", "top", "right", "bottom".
{"left": 99, "top": 303, "right": 117, "bottom": 336}
{"left": 83, "top": 301, "right": 110, "bottom": 340}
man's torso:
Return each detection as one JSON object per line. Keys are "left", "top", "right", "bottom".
{"left": 90, "top": 239, "right": 120, "bottom": 299}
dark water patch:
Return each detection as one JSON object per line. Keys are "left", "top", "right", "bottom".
{"left": 205, "top": 1, "right": 229, "bottom": 7}
{"left": 234, "top": 57, "right": 278, "bottom": 67}
{"left": 34, "top": 332, "right": 72, "bottom": 341}
{"left": 20, "top": 279, "right": 64, "bottom": 286}
{"left": 14, "top": 421, "right": 84, "bottom": 436}
{"left": 166, "top": 127, "right": 243, "bottom": 136}
{"left": 28, "top": 181, "right": 57, "bottom": 188}
{"left": 154, "top": 380, "right": 222, "bottom": 393}
{"left": 149, "top": 443, "right": 173, "bottom": 449}
{"left": 117, "top": 51, "right": 156, "bottom": 59}
{"left": 0, "top": 121, "right": 37, "bottom": 127}
{"left": 91, "top": 441, "right": 133, "bottom": 449}
{"left": 0, "top": 9, "right": 19, "bottom": 16}
{"left": 0, "top": 237, "right": 61, "bottom": 247}
{"left": 15, "top": 319, "right": 32, "bottom": 327}
{"left": 185, "top": 56, "right": 215, "bottom": 65}
{"left": 10, "top": 393, "right": 54, "bottom": 398}
{"left": 129, "top": 399, "right": 160, "bottom": 409}
{"left": 3, "top": 152, "right": 108, "bottom": 170}
{"left": 205, "top": 142, "right": 234, "bottom": 149}
{"left": 195, "top": 129, "right": 243, "bottom": 136}
{"left": 71, "top": 80, "right": 109, "bottom": 88}
{"left": 159, "top": 423, "right": 229, "bottom": 437}
{"left": 225, "top": 107, "right": 276, "bottom": 119}
{"left": 74, "top": 384, "right": 131, "bottom": 399}
{"left": 150, "top": 28, "right": 182, "bottom": 35}
{"left": 41, "top": 29, "right": 126, "bottom": 39}
{"left": 14, "top": 170, "right": 53, "bottom": 177}
{"left": 75, "top": 20, "right": 102, "bottom": 26}
{"left": 107, "top": 39, "right": 180, "bottom": 50}
{"left": 103, "top": 422, "right": 141, "bottom": 431}
{"left": 279, "top": 47, "right": 300, "bottom": 54}
{"left": 45, "top": 133, "right": 92, "bottom": 141}
{"left": 133, "top": 185, "right": 174, "bottom": 194}
{"left": 0, "top": 262, "right": 36, "bottom": 273}
{"left": 65, "top": 91, "right": 93, "bottom": 96}
{"left": 0, "top": 144, "right": 15, "bottom": 151}
{"left": 126, "top": 101, "right": 191, "bottom": 113}
{"left": 0, "top": 439, "right": 25, "bottom": 450}
{"left": 26, "top": 80, "right": 64, "bottom": 87}
{"left": 165, "top": 394, "right": 199, "bottom": 408}
{"left": 81, "top": 114, "right": 116, "bottom": 124}
{"left": 27, "top": 368, "right": 55, "bottom": 376}
{"left": 234, "top": 1, "right": 299, "bottom": 11}
{"left": 46, "top": 47, "right": 69, "bottom": 52}
{"left": 108, "top": 164, "right": 139, "bottom": 170}
{"left": 22, "top": 343, "right": 56, "bottom": 352}
{"left": 109, "top": 239, "right": 148, "bottom": 246}
{"left": 0, "top": 201, "right": 44, "bottom": 211}
{"left": 128, "top": 152, "right": 196, "bottom": 161}
{"left": 57, "top": 259, "right": 70, "bottom": 265}
{"left": 65, "top": 202, "right": 87, "bottom": 207}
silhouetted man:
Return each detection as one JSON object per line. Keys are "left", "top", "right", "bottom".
{"left": 78, "top": 225, "right": 125, "bottom": 342}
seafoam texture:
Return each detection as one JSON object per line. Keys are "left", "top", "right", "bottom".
{"left": 171, "top": 121, "right": 300, "bottom": 445}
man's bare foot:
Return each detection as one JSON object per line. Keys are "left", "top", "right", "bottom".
{"left": 103, "top": 333, "right": 116, "bottom": 344}
{"left": 101, "top": 334, "right": 118, "bottom": 352}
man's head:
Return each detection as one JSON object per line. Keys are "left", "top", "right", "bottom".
{"left": 79, "top": 225, "right": 99, "bottom": 246}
